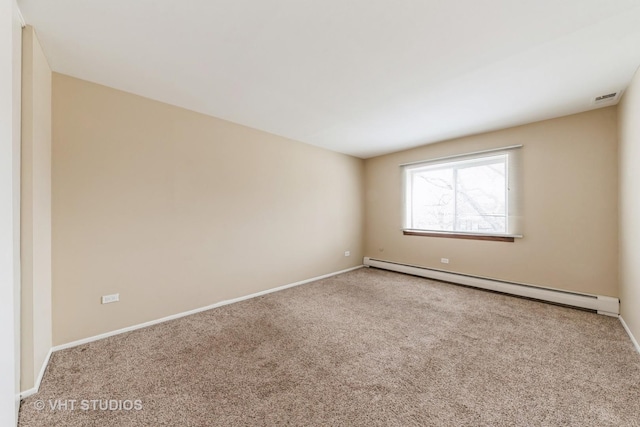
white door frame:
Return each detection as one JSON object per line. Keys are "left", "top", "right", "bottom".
{"left": 0, "top": 0, "right": 22, "bottom": 425}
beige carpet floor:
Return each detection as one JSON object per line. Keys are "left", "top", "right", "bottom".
{"left": 19, "top": 267, "right": 640, "bottom": 426}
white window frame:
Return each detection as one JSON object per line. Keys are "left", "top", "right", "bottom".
{"left": 401, "top": 145, "right": 523, "bottom": 240}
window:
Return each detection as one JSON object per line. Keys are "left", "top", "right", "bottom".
{"left": 403, "top": 146, "right": 522, "bottom": 241}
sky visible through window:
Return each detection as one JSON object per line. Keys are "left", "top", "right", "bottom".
{"left": 408, "top": 155, "right": 507, "bottom": 233}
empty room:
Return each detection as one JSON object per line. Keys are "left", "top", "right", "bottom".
{"left": 2, "top": 0, "right": 640, "bottom": 426}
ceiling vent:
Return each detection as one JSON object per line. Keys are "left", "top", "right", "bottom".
{"left": 592, "top": 91, "right": 621, "bottom": 105}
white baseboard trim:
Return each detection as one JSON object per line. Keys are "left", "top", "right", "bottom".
{"left": 619, "top": 316, "right": 640, "bottom": 354}
{"left": 53, "top": 265, "right": 363, "bottom": 353}
{"left": 364, "top": 257, "right": 620, "bottom": 316}
{"left": 20, "top": 347, "right": 53, "bottom": 399}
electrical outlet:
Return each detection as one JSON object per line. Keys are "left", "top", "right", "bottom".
{"left": 344, "top": 251, "right": 350, "bottom": 257}
{"left": 101, "top": 293, "right": 119, "bottom": 304}
{"left": 440, "top": 258, "right": 450, "bottom": 264}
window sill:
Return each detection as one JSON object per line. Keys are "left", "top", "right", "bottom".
{"left": 402, "top": 229, "right": 522, "bottom": 242}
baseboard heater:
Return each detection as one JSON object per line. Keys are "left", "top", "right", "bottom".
{"left": 363, "top": 257, "right": 619, "bottom": 317}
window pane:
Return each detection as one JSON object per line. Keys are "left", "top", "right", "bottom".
{"left": 411, "top": 168, "right": 454, "bottom": 231}
{"left": 455, "top": 160, "right": 506, "bottom": 233}
{"left": 406, "top": 154, "right": 508, "bottom": 234}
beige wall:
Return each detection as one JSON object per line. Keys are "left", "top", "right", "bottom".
{"left": 364, "top": 107, "right": 618, "bottom": 297}
{"left": 619, "top": 69, "right": 640, "bottom": 343}
{"left": 52, "top": 73, "right": 364, "bottom": 345}
{"left": 20, "top": 26, "right": 52, "bottom": 392}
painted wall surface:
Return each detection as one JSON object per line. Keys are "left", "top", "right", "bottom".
{"left": 364, "top": 107, "right": 618, "bottom": 297}
{"left": 52, "top": 73, "right": 364, "bottom": 345}
{"left": 21, "top": 26, "right": 52, "bottom": 392}
{"left": 619, "top": 68, "right": 640, "bottom": 345}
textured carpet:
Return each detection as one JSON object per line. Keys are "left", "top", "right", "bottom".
{"left": 19, "top": 267, "right": 640, "bottom": 426}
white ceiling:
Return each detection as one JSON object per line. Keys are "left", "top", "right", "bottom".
{"left": 18, "top": 0, "right": 640, "bottom": 158}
